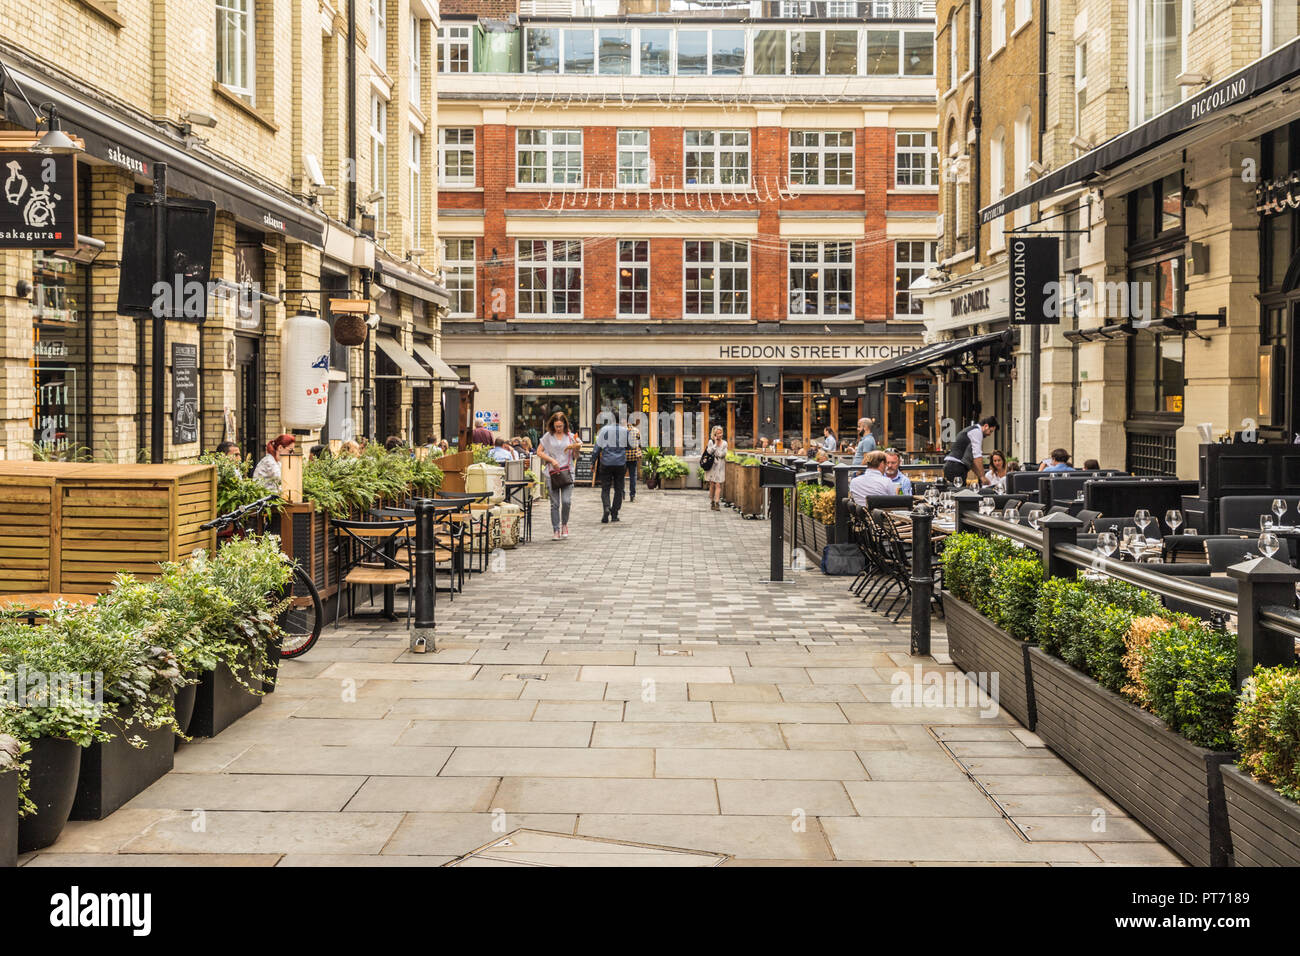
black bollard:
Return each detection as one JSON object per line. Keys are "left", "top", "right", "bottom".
{"left": 910, "top": 505, "right": 933, "bottom": 657}
{"left": 833, "top": 464, "right": 852, "bottom": 544}
{"left": 769, "top": 486, "right": 785, "bottom": 582}
{"left": 412, "top": 498, "right": 436, "bottom": 653}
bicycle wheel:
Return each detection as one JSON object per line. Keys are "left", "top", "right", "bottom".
{"left": 279, "top": 565, "right": 323, "bottom": 659}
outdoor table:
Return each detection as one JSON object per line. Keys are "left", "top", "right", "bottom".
{"left": 361, "top": 504, "right": 472, "bottom": 617}
{"left": 1228, "top": 526, "right": 1300, "bottom": 567}
{"left": 503, "top": 480, "right": 533, "bottom": 543}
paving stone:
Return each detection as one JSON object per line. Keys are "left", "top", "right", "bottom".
{"left": 579, "top": 665, "right": 734, "bottom": 684}
{"left": 622, "top": 700, "right": 715, "bottom": 722}
{"left": 225, "top": 745, "right": 453, "bottom": 776}
{"left": 493, "top": 777, "right": 719, "bottom": 815}
{"left": 276, "top": 854, "right": 457, "bottom": 867}
{"left": 344, "top": 776, "right": 501, "bottom": 813}
{"left": 359, "top": 679, "right": 524, "bottom": 699}
{"left": 387, "top": 698, "right": 539, "bottom": 720}
{"left": 688, "top": 683, "right": 782, "bottom": 702}
{"left": 603, "top": 681, "right": 689, "bottom": 702}
{"left": 593, "top": 721, "right": 785, "bottom": 750}
{"left": 383, "top": 813, "right": 577, "bottom": 856}
{"left": 716, "top": 780, "right": 857, "bottom": 816}
{"left": 1017, "top": 816, "right": 1156, "bottom": 843}
{"left": 712, "top": 702, "right": 847, "bottom": 724}
{"left": 777, "top": 683, "right": 867, "bottom": 702}
{"left": 820, "top": 817, "right": 1100, "bottom": 863}
{"left": 576, "top": 814, "right": 832, "bottom": 862}
{"left": 439, "top": 747, "right": 655, "bottom": 778}
{"left": 655, "top": 748, "right": 868, "bottom": 780}
{"left": 532, "top": 700, "right": 625, "bottom": 721}
{"left": 779, "top": 724, "right": 906, "bottom": 751}
{"left": 843, "top": 781, "right": 1003, "bottom": 817}
{"left": 126, "top": 774, "right": 366, "bottom": 812}
{"left": 855, "top": 750, "right": 970, "bottom": 781}
{"left": 318, "top": 662, "right": 480, "bottom": 681}
{"left": 26, "top": 853, "right": 282, "bottom": 867}
{"left": 121, "top": 811, "right": 403, "bottom": 855}
{"left": 397, "top": 720, "right": 594, "bottom": 748}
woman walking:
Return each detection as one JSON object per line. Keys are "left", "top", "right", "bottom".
{"left": 705, "top": 425, "right": 728, "bottom": 512}
{"left": 537, "top": 411, "right": 581, "bottom": 539}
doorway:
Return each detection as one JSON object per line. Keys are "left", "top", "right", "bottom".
{"left": 236, "top": 335, "right": 261, "bottom": 460}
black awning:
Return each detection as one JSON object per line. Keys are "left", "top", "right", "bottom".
{"left": 822, "top": 331, "right": 1008, "bottom": 396}
{"left": 981, "top": 37, "right": 1300, "bottom": 224}
{"left": 2, "top": 57, "right": 326, "bottom": 246}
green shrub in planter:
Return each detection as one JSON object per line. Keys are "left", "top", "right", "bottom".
{"left": 0, "top": 723, "right": 31, "bottom": 817}
{"left": 1234, "top": 665, "right": 1300, "bottom": 801}
{"left": 990, "top": 555, "right": 1042, "bottom": 640}
{"left": 939, "top": 533, "right": 1017, "bottom": 616}
{"left": 655, "top": 456, "right": 688, "bottom": 480}
{"left": 1141, "top": 618, "right": 1238, "bottom": 751}
{"left": 199, "top": 452, "right": 275, "bottom": 517}
{"left": 1034, "top": 575, "right": 1163, "bottom": 690}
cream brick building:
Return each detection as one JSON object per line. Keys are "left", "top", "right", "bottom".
{"left": 0, "top": 0, "right": 451, "bottom": 464}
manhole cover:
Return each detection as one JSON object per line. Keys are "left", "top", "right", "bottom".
{"left": 446, "top": 829, "right": 729, "bottom": 867}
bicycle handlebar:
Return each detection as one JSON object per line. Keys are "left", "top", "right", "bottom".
{"left": 202, "top": 494, "right": 283, "bottom": 531}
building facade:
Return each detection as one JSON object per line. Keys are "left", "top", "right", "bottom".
{"left": 435, "top": 1, "right": 941, "bottom": 454}
{"left": 0, "top": 0, "right": 450, "bottom": 465}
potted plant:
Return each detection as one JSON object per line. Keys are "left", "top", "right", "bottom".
{"left": 656, "top": 455, "right": 689, "bottom": 490}
{"left": 939, "top": 533, "right": 1039, "bottom": 728}
{"left": 0, "top": 727, "right": 26, "bottom": 867}
{"left": 642, "top": 446, "right": 663, "bottom": 490}
{"left": 1221, "top": 664, "right": 1300, "bottom": 865}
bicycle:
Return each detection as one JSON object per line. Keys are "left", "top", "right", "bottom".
{"left": 201, "top": 495, "right": 324, "bottom": 659}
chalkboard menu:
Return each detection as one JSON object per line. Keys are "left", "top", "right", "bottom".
{"left": 574, "top": 446, "right": 597, "bottom": 484}
{"left": 171, "top": 342, "right": 199, "bottom": 445}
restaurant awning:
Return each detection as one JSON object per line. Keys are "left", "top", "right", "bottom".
{"left": 374, "top": 335, "right": 433, "bottom": 385}
{"left": 374, "top": 259, "right": 451, "bottom": 308}
{"left": 1, "top": 55, "right": 326, "bottom": 246}
{"left": 980, "top": 36, "right": 1300, "bottom": 224}
{"left": 411, "top": 341, "right": 460, "bottom": 381}
{"left": 822, "top": 330, "right": 1009, "bottom": 396}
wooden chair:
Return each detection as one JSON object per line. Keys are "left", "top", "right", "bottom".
{"left": 333, "top": 518, "right": 417, "bottom": 627}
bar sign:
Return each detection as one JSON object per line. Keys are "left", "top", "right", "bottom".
{"left": 1009, "top": 236, "right": 1060, "bottom": 325}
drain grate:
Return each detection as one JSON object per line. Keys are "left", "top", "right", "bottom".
{"left": 446, "top": 829, "right": 729, "bottom": 867}
{"left": 502, "top": 673, "right": 547, "bottom": 681}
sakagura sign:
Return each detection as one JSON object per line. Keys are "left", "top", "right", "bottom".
{"left": 0, "top": 153, "right": 77, "bottom": 249}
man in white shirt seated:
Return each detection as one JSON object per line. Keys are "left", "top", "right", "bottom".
{"left": 849, "top": 451, "right": 898, "bottom": 505}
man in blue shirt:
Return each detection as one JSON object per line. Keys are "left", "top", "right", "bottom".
{"left": 594, "top": 419, "right": 631, "bottom": 523}
{"left": 851, "top": 417, "right": 877, "bottom": 466}
{"left": 1042, "top": 448, "right": 1075, "bottom": 472}
{"left": 490, "top": 437, "right": 514, "bottom": 464}
{"left": 884, "top": 451, "right": 913, "bottom": 495}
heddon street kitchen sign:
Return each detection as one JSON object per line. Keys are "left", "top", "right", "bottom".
{"left": 0, "top": 153, "right": 77, "bottom": 249}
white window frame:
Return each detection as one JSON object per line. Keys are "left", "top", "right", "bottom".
{"left": 1013, "top": 110, "right": 1031, "bottom": 230}
{"left": 516, "top": 129, "right": 583, "bottom": 186}
{"left": 989, "top": 129, "right": 1006, "bottom": 252}
{"left": 370, "top": 0, "right": 387, "bottom": 70}
{"left": 788, "top": 241, "right": 855, "bottom": 319}
{"left": 789, "top": 130, "right": 855, "bottom": 188}
{"left": 370, "top": 93, "right": 388, "bottom": 227}
{"left": 442, "top": 238, "right": 476, "bottom": 317}
{"left": 215, "top": 0, "right": 255, "bottom": 99}
{"left": 684, "top": 240, "right": 750, "bottom": 318}
{"left": 438, "top": 128, "right": 475, "bottom": 186}
{"left": 410, "top": 15, "right": 422, "bottom": 98}
{"left": 684, "top": 130, "right": 750, "bottom": 187}
{"left": 828, "top": 1, "right": 858, "bottom": 15}
{"left": 1263, "top": 1, "right": 1300, "bottom": 52}
{"left": 894, "top": 130, "right": 938, "bottom": 188}
{"left": 408, "top": 128, "right": 422, "bottom": 241}
{"left": 437, "top": 25, "right": 472, "bottom": 73}
{"left": 992, "top": 0, "right": 1007, "bottom": 52}
{"left": 516, "top": 239, "right": 584, "bottom": 318}
{"left": 1128, "top": 0, "right": 1190, "bottom": 125}
{"left": 894, "top": 240, "right": 937, "bottom": 318}
{"left": 1015, "top": 0, "right": 1031, "bottom": 31}
{"left": 617, "top": 129, "right": 651, "bottom": 188}
{"left": 617, "top": 240, "right": 650, "bottom": 318}
{"left": 1074, "top": 41, "right": 1088, "bottom": 138}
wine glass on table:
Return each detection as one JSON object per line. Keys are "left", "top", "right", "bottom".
{"left": 1120, "top": 527, "right": 1138, "bottom": 561}
{"left": 1134, "top": 509, "right": 1152, "bottom": 541}
{"left": 1025, "top": 508, "right": 1043, "bottom": 530}
{"left": 1259, "top": 531, "right": 1281, "bottom": 559}
{"left": 1261, "top": 514, "right": 1276, "bottom": 532}
{"left": 1273, "top": 498, "right": 1288, "bottom": 528}
{"left": 1096, "top": 531, "right": 1118, "bottom": 559}
{"left": 1165, "top": 509, "right": 1183, "bottom": 535}
{"left": 979, "top": 496, "right": 995, "bottom": 517}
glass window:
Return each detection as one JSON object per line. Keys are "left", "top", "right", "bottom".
{"left": 516, "top": 239, "right": 583, "bottom": 317}
{"left": 525, "top": 27, "right": 560, "bottom": 73}
{"left": 903, "top": 32, "right": 934, "bottom": 76}
{"left": 215, "top": 0, "right": 255, "bottom": 97}
{"left": 791, "top": 31, "right": 822, "bottom": 75}
{"left": 437, "top": 25, "right": 471, "bottom": 73}
{"left": 865, "top": 31, "right": 899, "bottom": 75}
{"left": 678, "top": 30, "right": 708, "bottom": 74}
{"left": 408, "top": 129, "right": 422, "bottom": 239}
{"left": 1269, "top": 0, "right": 1300, "bottom": 51}
{"left": 618, "top": 240, "right": 649, "bottom": 317}
{"left": 410, "top": 15, "right": 422, "bottom": 95}
{"left": 754, "top": 30, "right": 786, "bottom": 74}
{"left": 790, "top": 130, "right": 854, "bottom": 187}
{"left": 640, "top": 29, "right": 672, "bottom": 75}
{"left": 516, "top": 129, "right": 583, "bottom": 186}
{"left": 684, "top": 130, "right": 750, "bottom": 186}
{"left": 438, "top": 127, "right": 475, "bottom": 186}
{"left": 369, "top": 0, "right": 386, "bottom": 68}
{"left": 684, "top": 240, "right": 749, "bottom": 316}
{"left": 895, "top": 130, "right": 938, "bottom": 187}
{"left": 442, "top": 238, "right": 475, "bottom": 316}
{"left": 370, "top": 94, "right": 387, "bottom": 226}
{"left": 1132, "top": 0, "right": 1185, "bottom": 123}
{"left": 712, "top": 29, "right": 745, "bottom": 74}
{"left": 789, "top": 241, "right": 854, "bottom": 318}
{"left": 894, "top": 241, "right": 937, "bottom": 316}
{"left": 598, "top": 28, "right": 632, "bottom": 74}
{"left": 617, "top": 129, "right": 650, "bottom": 187}
{"left": 825, "top": 30, "right": 858, "bottom": 75}
{"left": 564, "top": 29, "right": 595, "bottom": 74}
{"left": 32, "top": 245, "right": 89, "bottom": 456}
{"left": 1128, "top": 256, "right": 1185, "bottom": 416}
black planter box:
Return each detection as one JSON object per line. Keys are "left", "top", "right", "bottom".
{"left": 1221, "top": 765, "right": 1300, "bottom": 866}
{"left": 189, "top": 661, "right": 262, "bottom": 738}
{"left": 1, "top": 769, "right": 16, "bottom": 867}
{"left": 942, "top": 595, "right": 1036, "bottom": 730}
{"left": 17, "top": 736, "right": 82, "bottom": 854}
{"left": 174, "top": 681, "right": 197, "bottom": 745}
{"left": 1027, "top": 646, "right": 1234, "bottom": 867}
{"left": 69, "top": 718, "right": 175, "bottom": 821}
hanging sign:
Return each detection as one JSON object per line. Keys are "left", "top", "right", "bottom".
{"left": 0, "top": 153, "right": 77, "bottom": 249}
{"left": 1009, "top": 236, "right": 1061, "bottom": 325}
{"left": 171, "top": 342, "right": 199, "bottom": 445}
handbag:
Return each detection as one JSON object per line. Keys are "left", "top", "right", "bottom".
{"left": 549, "top": 466, "right": 574, "bottom": 490}
{"left": 699, "top": 449, "right": 716, "bottom": 471}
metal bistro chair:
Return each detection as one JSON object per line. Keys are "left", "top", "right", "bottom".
{"left": 333, "top": 517, "right": 417, "bottom": 628}
{"left": 845, "top": 499, "right": 889, "bottom": 601}
{"left": 436, "top": 491, "right": 494, "bottom": 572}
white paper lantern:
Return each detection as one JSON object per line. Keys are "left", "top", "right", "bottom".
{"left": 282, "top": 311, "right": 331, "bottom": 429}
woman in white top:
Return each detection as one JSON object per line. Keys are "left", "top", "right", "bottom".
{"left": 705, "top": 425, "right": 728, "bottom": 512}
{"left": 536, "top": 411, "right": 582, "bottom": 540}
{"left": 983, "top": 450, "right": 1009, "bottom": 491}
{"left": 252, "top": 434, "right": 295, "bottom": 492}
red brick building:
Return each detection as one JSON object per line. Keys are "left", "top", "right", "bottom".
{"left": 435, "top": 4, "right": 940, "bottom": 453}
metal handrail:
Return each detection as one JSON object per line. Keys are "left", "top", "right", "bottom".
{"left": 960, "top": 512, "right": 1241, "bottom": 615}
{"left": 1260, "top": 604, "right": 1300, "bottom": 642}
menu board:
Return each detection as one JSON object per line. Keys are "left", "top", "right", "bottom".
{"left": 574, "top": 446, "right": 597, "bottom": 484}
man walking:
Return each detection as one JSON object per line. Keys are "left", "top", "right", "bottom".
{"left": 942, "top": 416, "right": 998, "bottom": 486}
{"left": 851, "top": 417, "right": 877, "bottom": 466}
{"left": 595, "top": 417, "right": 631, "bottom": 523}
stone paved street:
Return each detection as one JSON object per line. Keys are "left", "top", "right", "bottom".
{"left": 21, "top": 490, "right": 1181, "bottom": 866}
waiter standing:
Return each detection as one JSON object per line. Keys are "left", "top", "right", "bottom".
{"left": 942, "top": 416, "right": 998, "bottom": 486}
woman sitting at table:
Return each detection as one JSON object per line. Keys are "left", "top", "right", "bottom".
{"left": 983, "top": 450, "right": 1010, "bottom": 490}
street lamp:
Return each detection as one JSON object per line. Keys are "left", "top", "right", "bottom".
{"left": 30, "top": 104, "right": 82, "bottom": 156}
